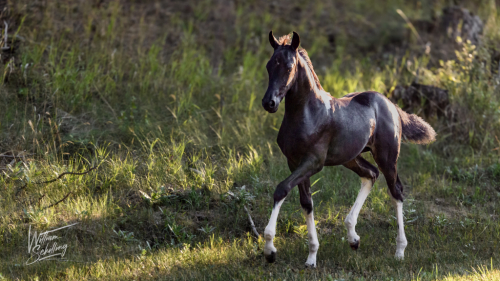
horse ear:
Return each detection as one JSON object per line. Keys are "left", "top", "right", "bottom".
{"left": 269, "top": 31, "right": 279, "bottom": 49}
{"left": 291, "top": 31, "right": 300, "bottom": 50}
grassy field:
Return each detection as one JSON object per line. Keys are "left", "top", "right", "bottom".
{"left": 1, "top": 0, "right": 500, "bottom": 280}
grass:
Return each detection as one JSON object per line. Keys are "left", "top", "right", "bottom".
{"left": 1, "top": 0, "right": 500, "bottom": 280}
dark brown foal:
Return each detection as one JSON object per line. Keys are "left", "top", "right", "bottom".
{"left": 261, "top": 31, "right": 436, "bottom": 267}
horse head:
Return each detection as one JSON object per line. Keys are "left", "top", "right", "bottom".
{"left": 262, "top": 31, "right": 300, "bottom": 113}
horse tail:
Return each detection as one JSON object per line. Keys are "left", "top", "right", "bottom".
{"left": 397, "top": 107, "right": 436, "bottom": 144}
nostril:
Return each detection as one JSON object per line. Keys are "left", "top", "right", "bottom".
{"left": 269, "top": 100, "right": 276, "bottom": 108}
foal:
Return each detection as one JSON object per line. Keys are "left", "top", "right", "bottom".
{"left": 261, "top": 31, "right": 436, "bottom": 267}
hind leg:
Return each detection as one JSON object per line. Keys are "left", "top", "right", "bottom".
{"left": 373, "top": 143, "right": 408, "bottom": 259}
{"left": 393, "top": 177, "right": 407, "bottom": 259}
{"left": 343, "top": 155, "right": 379, "bottom": 250}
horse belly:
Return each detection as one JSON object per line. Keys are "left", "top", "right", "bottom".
{"left": 324, "top": 126, "right": 372, "bottom": 166}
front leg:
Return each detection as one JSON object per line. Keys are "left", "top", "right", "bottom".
{"left": 299, "top": 178, "right": 319, "bottom": 268}
{"left": 264, "top": 157, "right": 323, "bottom": 263}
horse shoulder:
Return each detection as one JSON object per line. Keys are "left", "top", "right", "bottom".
{"left": 277, "top": 125, "right": 286, "bottom": 151}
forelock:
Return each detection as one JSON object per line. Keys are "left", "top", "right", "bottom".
{"left": 277, "top": 34, "right": 291, "bottom": 45}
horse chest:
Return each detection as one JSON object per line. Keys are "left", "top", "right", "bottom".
{"left": 277, "top": 121, "right": 325, "bottom": 160}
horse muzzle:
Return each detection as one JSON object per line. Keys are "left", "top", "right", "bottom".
{"left": 262, "top": 92, "right": 281, "bottom": 113}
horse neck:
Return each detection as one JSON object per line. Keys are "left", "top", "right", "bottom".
{"left": 284, "top": 60, "right": 327, "bottom": 117}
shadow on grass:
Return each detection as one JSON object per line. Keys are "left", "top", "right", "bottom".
{"left": 2, "top": 147, "right": 500, "bottom": 280}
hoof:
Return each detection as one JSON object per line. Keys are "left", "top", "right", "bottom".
{"left": 349, "top": 240, "right": 360, "bottom": 250}
{"left": 305, "top": 262, "right": 316, "bottom": 268}
{"left": 265, "top": 251, "right": 276, "bottom": 263}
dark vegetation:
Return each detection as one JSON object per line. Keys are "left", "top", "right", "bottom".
{"left": 0, "top": 0, "right": 500, "bottom": 280}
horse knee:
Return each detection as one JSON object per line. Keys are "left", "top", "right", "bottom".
{"left": 300, "top": 197, "right": 313, "bottom": 214}
{"left": 273, "top": 183, "right": 289, "bottom": 203}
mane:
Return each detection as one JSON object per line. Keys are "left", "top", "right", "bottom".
{"left": 297, "top": 48, "right": 324, "bottom": 91}
{"left": 278, "top": 34, "right": 324, "bottom": 91}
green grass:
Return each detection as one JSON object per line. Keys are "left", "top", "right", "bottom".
{"left": 1, "top": 0, "right": 500, "bottom": 280}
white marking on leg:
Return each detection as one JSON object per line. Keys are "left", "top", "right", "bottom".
{"left": 384, "top": 98, "right": 400, "bottom": 139}
{"left": 394, "top": 201, "right": 408, "bottom": 259}
{"left": 264, "top": 198, "right": 285, "bottom": 258}
{"left": 345, "top": 178, "right": 372, "bottom": 247}
{"left": 304, "top": 207, "right": 319, "bottom": 267}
